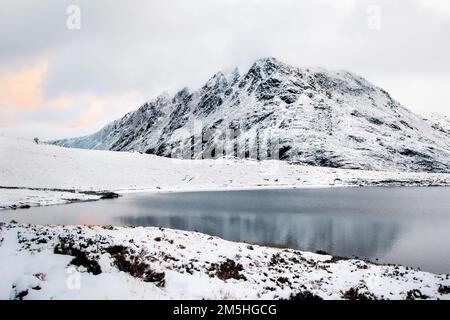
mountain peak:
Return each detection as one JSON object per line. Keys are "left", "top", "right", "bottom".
{"left": 205, "top": 67, "right": 240, "bottom": 88}
{"left": 52, "top": 58, "right": 450, "bottom": 173}
{"left": 245, "top": 57, "right": 293, "bottom": 81}
{"left": 253, "top": 56, "right": 284, "bottom": 67}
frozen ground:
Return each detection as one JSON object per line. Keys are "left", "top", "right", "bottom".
{"left": 1, "top": 222, "right": 449, "bottom": 300}
{"left": 1, "top": 137, "right": 449, "bottom": 209}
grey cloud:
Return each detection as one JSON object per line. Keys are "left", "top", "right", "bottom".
{"left": 0, "top": 0, "right": 449, "bottom": 139}
{"left": 3, "top": 0, "right": 449, "bottom": 94}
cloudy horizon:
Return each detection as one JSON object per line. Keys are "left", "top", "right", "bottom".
{"left": 1, "top": 0, "right": 449, "bottom": 140}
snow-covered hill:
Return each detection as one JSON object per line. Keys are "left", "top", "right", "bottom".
{"left": 53, "top": 57, "right": 450, "bottom": 173}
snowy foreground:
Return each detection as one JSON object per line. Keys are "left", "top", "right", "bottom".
{"left": 1, "top": 136, "right": 449, "bottom": 209}
{"left": 1, "top": 222, "right": 449, "bottom": 300}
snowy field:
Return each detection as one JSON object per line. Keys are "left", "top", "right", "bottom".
{"left": 1, "top": 222, "right": 449, "bottom": 300}
{"left": 0, "top": 188, "right": 102, "bottom": 210}
{"left": 1, "top": 136, "right": 449, "bottom": 209}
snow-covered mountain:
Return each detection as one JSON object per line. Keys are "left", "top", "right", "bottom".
{"left": 53, "top": 57, "right": 450, "bottom": 173}
{"left": 425, "top": 113, "right": 450, "bottom": 137}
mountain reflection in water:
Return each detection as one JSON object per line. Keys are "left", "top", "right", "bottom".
{"left": 118, "top": 213, "right": 399, "bottom": 259}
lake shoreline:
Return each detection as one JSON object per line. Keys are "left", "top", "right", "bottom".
{"left": 3, "top": 181, "right": 450, "bottom": 211}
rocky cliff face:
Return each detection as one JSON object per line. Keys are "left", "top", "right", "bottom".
{"left": 53, "top": 57, "right": 450, "bottom": 173}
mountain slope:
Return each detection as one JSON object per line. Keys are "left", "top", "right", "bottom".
{"left": 53, "top": 57, "right": 450, "bottom": 172}
{"left": 425, "top": 113, "right": 450, "bottom": 137}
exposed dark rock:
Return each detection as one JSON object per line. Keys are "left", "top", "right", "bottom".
{"left": 438, "top": 285, "right": 450, "bottom": 295}
{"left": 406, "top": 289, "right": 430, "bottom": 300}
{"left": 14, "top": 289, "right": 29, "bottom": 300}
{"left": 342, "top": 287, "right": 376, "bottom": 300}
{"left": 368, "top": 117, "right": 384, "bottom": 125}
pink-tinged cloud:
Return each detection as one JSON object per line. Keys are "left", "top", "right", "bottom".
{"left": 48, "top": 97, "right": 107, "bottom": 129}
{"left": 0, "top": 59, "right": 70, "bottom": 109}
{"left": 0, "top": 112, "right": 18, "bottom": 127}
{"left": 67, "top": 99, "right": 105, "bottom": 128}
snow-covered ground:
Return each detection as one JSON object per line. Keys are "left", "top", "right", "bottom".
{"left": 1, "top": 222, "right": 449, "bottom": 300}
{"left": 0, "top": 188, "right": 101, "bottom": 210}
{"left": 1, "top": 136, "right": 449, "bottom": 209}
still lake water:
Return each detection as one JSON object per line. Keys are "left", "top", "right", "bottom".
{"left": 1, "top": 187, "right": 450, "bottom": 274}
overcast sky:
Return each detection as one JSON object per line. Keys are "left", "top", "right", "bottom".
{"left": 0, "top": 0, "right": 449, "bottom": 140}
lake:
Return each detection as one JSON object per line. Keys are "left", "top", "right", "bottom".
{"left": 1, "top": 187, "right": 450, "bottom": 274}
